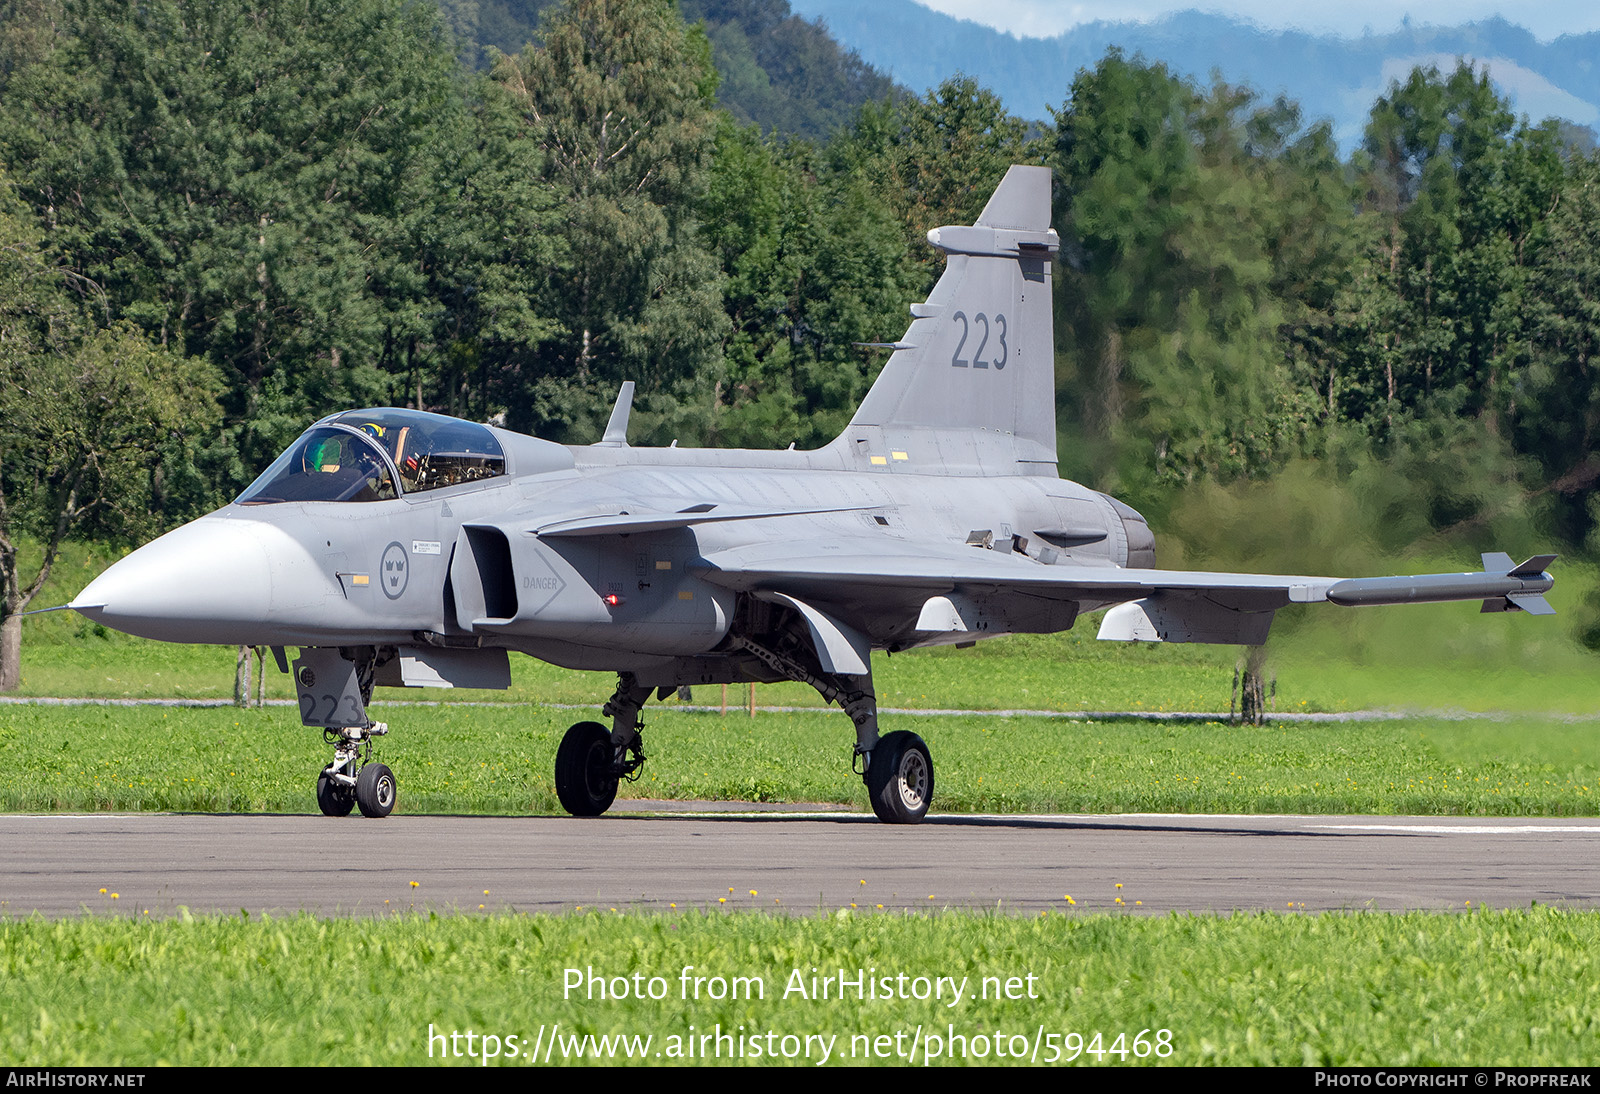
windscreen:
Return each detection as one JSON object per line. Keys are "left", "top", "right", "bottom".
{"left": 236, "top": 427, "right": 399, "bottom": 504}
{"left": 332, "top": 409, "right": 505, "bottom": 493}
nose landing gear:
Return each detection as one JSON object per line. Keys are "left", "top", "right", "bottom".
{"left": 316, "top": 721, "right": 393, "bottom": 817}
{"left": 295, "top": 648, "right": 397, "bottom": 819}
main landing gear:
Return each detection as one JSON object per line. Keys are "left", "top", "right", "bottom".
{"left": 864, "top": 730, "right": 934, "bottom": 824}
{"left": 554, "top": 676, "right": 648, "bottom": 817}
{"left": 731, "top": 631, "right": 935, "bottom": 824}
{"left": 552, "top": 649, "right": 936, "bottom": 824}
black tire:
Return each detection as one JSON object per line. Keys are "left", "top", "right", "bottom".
{"left": 555, "top": 720, "right": 618, "bottom": 817}
{"left": 865, "top": 731, "right": 933, "bottom": 824}
{"left": 355, "top": 762, "right": 397, "bottom": 818}
{"left": 316, "top": 770, "right": 355, "bottom": 817}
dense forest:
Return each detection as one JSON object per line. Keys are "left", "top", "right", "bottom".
{"left": 4, "top": 0, "right": 1600, "bottom": 663}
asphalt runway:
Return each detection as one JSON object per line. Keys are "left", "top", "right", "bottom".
{"left": 4, "top": 808, "right": 1598, "bottom": 917}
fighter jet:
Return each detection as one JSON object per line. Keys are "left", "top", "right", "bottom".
{"left": 70, "top": 165, "right": 1556, "bottom": 823}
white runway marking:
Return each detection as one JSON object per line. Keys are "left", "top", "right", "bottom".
{"left": 1312, "top": 823, "right": 1600, "bottom": 834}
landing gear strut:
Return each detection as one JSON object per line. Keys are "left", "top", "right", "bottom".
{"left": 729, "top": 631, "right": 935, "bottom": 824}
{"left": 554, "top": 674, "right": 648, "bottom": 818}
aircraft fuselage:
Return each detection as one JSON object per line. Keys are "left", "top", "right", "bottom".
{"left": 78, "top": 444, "right": 1146, "bottom": 674}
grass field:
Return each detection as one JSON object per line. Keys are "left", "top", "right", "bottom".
{"left": 3, "top": 702, "right": 1598, "bottom": 816}
{"left": 3, "top": 908, "right": 1597, "bottom": 1066}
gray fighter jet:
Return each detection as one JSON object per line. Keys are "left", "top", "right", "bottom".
{"left": 70, "top": 166, "right": 1556, "bottom": 823}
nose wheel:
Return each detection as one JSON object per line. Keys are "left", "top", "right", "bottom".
{"left": 293, "top": 648, "right": 398, "bottom": 819}
{"left": 315, "top": 770, "right": 355, "bottom": 817}
{"left": 355, "top": 762, "right": 396, "bottom": 818}
{"left": 315, "top": 721, "right": 394, "bottom": 818}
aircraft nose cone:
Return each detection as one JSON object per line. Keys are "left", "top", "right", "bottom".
{"left": 72, "top": 517, "right": 276, "bottom": 644}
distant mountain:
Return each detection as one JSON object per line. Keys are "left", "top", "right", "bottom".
{"left": 686, "top": 0, "right": 901, "bottom": 138}
{"left": 439, "top": 0, "right": 902, "bottom": 141}
{"left": 787, "top": 1, "right": 1600, "bottom": 147}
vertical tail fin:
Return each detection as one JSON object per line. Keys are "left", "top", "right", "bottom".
{"left": 831, "top": 164, "right": 1059, "bottom": 476}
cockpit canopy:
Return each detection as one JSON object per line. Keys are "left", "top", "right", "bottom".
{"left": 237, "top": 409, "right": 507, "bottom": 504}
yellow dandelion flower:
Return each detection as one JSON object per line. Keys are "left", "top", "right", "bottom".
{"left": 410, "top": 881, "right": 419, "bottom": 888}
{"left": 719, "top": 897, "right": 726, "bottom": 904}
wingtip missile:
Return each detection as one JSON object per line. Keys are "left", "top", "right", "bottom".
{"left": 1326, "top": 553, "right": 1556, "bottom": 613}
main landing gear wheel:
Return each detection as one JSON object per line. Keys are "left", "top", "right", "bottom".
{"left": 355, "top": 762, "right": 397, "bottom": 818}
{"left": 555, "top": 720, "right": 619, "bottom": 817}
{"left": 316, "top": 770, "right": 355, "bottom": 817}
{"left": 866, "top": 731, "right": 933, "bottom": 824}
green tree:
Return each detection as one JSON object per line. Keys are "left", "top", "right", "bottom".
{"left": 1354, "top": 62, "right": 1562, "bottom": 430}
{"left": 1523, "top": 152, "right": 1600, "bottom": 546}
{"left": 0, "top": 0, "right": 468, "bottom": 476}
{"left": 1053, "top": 54, "right": 1327, "bottom": 489}
{"left": 0, "top": 171, "right": 221, "bottom": 691}
{"left": 700, "top": 119, "right": 920, "bottom": 448}
{"left": 682, "top": 0, "right": 900, "bottom": 141}
{"left": 493, "top": 0, "right": 728, "bottom": 441}
{"left": 399, "top": 70, "right": 565, "bottom": 424}
{"left": 837, "top": 75, "right": 1037, "bottom": 289}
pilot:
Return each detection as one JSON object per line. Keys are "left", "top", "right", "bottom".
{"left": 355, "top": 420, "right": 426, "bottom": 491}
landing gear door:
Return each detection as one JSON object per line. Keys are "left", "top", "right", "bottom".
{"left": 293, "top": 648, "right": 369, "bottom": 728}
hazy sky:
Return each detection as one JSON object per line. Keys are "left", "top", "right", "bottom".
{"left": 911, "top": 1, "right": 1600, "bottom": 41}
